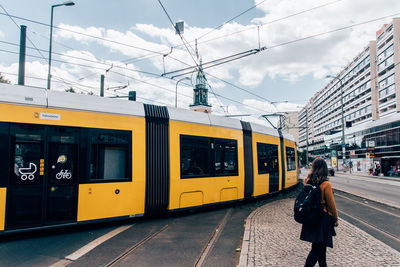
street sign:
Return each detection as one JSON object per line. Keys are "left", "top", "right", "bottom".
{"left": 331, "top": 157, "right": 337, "bottom": 168}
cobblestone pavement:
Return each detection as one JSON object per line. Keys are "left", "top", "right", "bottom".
{"left": 239, "top": 198, "right": 400, "bottom": 267}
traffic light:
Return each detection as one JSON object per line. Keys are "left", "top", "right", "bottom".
{"left": 128, "top": 91, "right": 136, "bottom": 101}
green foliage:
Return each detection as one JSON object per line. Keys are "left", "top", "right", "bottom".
{"left": 0, "top": 73, "right": 11, "bottom": 84}
{"left": 65, "top": 87, "right": 76, "bottom": 93}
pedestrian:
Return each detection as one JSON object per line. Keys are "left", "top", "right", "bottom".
{"left": 301, "top": 158, "right": 338, "bottom": 267}
{"left": 349, "top": 161, "right": 353, "bottom": 173}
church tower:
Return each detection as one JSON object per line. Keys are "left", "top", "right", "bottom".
{"left": 190, "top": 61, "right": 211, "bottom": 113}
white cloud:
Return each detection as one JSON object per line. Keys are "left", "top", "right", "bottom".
{"left": 53, "top": 1, "right": 399, "bottom": 88}
{"left": 3, "top": 0, "right": 399, "bottom": 121}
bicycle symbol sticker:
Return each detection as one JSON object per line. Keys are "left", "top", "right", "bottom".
{"left": 18, "top": 162, "right": 37, "bottom": 181}
{"left": 56, "top": 169, "right": 72, "bottom": 179}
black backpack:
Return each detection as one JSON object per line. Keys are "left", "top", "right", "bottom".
{"left": 294, "top": 180, "right": 324, "bottom": 225}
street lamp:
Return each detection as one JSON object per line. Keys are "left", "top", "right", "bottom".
{"left": 175, "top": 77, "right": 191, "bottom": 108}
{"left": 47, "top": 1, "right": 75, "bottom": 90}
{"left": 326, "top": 74, "right": 346, "bottom": 171}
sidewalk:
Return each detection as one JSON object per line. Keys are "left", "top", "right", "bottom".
{"left": 238, "top": 198, "right": 400, "bottom": 267}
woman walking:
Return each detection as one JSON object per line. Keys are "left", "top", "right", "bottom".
{"left": 301, "top": 158, "right": 338, "bottom": 267}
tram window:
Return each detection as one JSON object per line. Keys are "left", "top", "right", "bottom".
{"left": 89, "top": 130, "right": 131, "bottom": 182}
{"left": 214, "top": 138, "right": 238, "bottom": 176}
{"left": 257, "top": 143, "right": 278, "bottom": 174}
{"left": 13, "top": 135, "right": 43, "bottom": 185}
{"left": 286, "top": 147, "right": 296, "bottom": 171}
{"left": 180, "top": 135, "right": 210, "bottom": 178}
{"left": 49, "top": 127, "right": 78, "bottom": 184}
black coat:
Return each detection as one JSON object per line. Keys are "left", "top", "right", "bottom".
{"left": 300, "top": 211, "right": 336, "bottom": 248}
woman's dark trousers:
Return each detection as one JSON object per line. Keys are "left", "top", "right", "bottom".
{"left": 304, "top": 242, "right": 327, "bottom": 267}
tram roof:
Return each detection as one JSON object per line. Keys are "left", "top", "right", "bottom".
{"left": 0, "top": 83, "right": 295, "bottom": 141}
{"left": 0, "top": 83, "right": 145, "bottom": 117}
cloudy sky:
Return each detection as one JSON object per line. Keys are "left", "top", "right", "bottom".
{"left": 1, "top": 0, "right": 400, "bottom": 125}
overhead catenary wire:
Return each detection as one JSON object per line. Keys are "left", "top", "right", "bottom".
{"left": 0, "top": 3, "right": 75, "bottom": 90}
{"left": 0, "top": 71, "right": 96, "bottom": 91}
{"left": 2, "top": 9, "right": 399, "bottom": 114}
{"left": 0, "top": 0, "right": 344, "bottom": 69}
{"left": 118, "top": 0, "right": 345, "bottom": 65}
{"left": 195, "top": 0, "right": 345, "bottom": 46}
{"left": 0, "top": 0, "right": 350, "bottom": 81}
{"left": 156, "top": 0, "right": 199, "bottom": 67}
{"left": 195, "top": 0, "right": 268, "bottom": 41}
{"left": 2, "top": 8, "right": 397, "bottom": 105}
{"left": 0, "top": 40, "right": 163, "bottom": 78}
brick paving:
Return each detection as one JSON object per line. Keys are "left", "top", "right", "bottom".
{"left": 239, "top": 198, "right": 400, "bottom": 267}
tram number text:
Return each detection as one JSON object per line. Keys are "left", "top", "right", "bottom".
{"left": 56, "top": 170, "right": 72, "bottom": 179}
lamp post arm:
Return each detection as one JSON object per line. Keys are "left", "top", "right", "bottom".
{"left": 175, "top": 77, "right": 191, "bottom": 108}
{"left": 47, "top": 2, "right": 75, "bottom": 90}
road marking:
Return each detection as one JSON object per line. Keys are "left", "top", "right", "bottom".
{"left": 335, "top": 193, "right": 400, "bottom": 219}
{"left": 338, "top": 208, "right": 400, "bottom": 242}
{"left": 49, "top": 224, "right": 134, "bottom": 267}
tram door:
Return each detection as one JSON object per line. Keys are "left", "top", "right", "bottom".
{"left": 268, "top": 145, "right": 280, "bottom": 192}
{"left": 6, "top": 124, "right": 79, "bottom": 229}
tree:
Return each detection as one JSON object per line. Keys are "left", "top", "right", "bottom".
{"left": 65, "top": 87, "right": 76, "bottom": 93}
{"left": 0, "top": 73, "right": 10, "bottom": 84}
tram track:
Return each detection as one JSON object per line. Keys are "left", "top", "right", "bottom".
{"left": 334, "top": 192, "right": 400, "bottom": 251}
{"left": 195, "top": 208, "right": 233, "bottom": 267}
{"left": 337, "top": 208, "right": 400, "bottom": 243}
{"left": 104, "top": 224, "right": 169, "bottom": 267}
{"left": 335, "top": 192, "right": 400, "bottom": 219}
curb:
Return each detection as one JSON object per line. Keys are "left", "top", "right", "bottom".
{"left": 238, "top": 207, "right": 259, "bottom": 267}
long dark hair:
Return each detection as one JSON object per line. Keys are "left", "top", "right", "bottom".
{"left": 309, "top": 158, "right": 328, "bottom": 184}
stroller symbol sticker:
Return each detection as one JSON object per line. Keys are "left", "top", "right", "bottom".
{"left": 18, "top": 163, "right": 37, "bottom": 180}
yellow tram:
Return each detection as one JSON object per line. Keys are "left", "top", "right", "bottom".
{"left": 0, "top": 83, "right": 298, "bottom": 233}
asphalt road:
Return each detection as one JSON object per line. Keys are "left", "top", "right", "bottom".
{"left": 300, "top": 169, "right": 400, "bottom": 207}
{"left": 1, "top": 173, "right": 399, "bottom": 266}
{"left": 0, "top": 189, "right": 300, "bottom": 267}
{"left": 0, "top": 201, "right": 258, "bottom": 267}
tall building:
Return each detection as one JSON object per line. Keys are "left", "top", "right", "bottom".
{"left": 279, "top": 111, "right": 300, "bottom": 144}
{"left": 376, "top": 18, "right": 400, "bottom": 117}
{"left": 298, "top": 18, "right": 400, "bottom": 174}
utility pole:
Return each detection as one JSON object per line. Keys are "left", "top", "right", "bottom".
{"left": 18, "top": 25, "right": 27, "bottom": 85}
{"left": 100, "top": 74, "right": 104, "bottom": 97}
